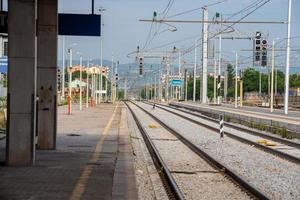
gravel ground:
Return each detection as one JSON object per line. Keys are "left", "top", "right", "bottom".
{"left": 137, "top": 101, "right": 300, "bottom": 200}
{"left": 130, "top": 102, "right": 250, "bottom": 200}
{"left": 158, "top": 104, "right": 300, "bottom": 159}
{"left": 126, "top": 105, "right": 167, "bottom": 200}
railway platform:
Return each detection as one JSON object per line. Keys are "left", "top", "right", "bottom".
{"left": 0, "top": 103, "right": 138, "bottom": 200}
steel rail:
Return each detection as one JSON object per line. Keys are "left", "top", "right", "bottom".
{"left": 168, "top": 102, "right": 300, "bottom": 149}
{"left": 124, "top": 101, "right": 185, "bottom": 200}
{"left": 143, "top": 102, "right": 300, "bottom": 165}
{"left": 132, "top": 101, "right": 269, "bottom": 200}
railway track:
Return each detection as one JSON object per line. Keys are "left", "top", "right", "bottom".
{"left": 143, "top": 101, "right": 300, "bottom": 165}
{"left": 169, "top": 102, "right": 300, "bottom": 148}
{"left": 126, "top": 101, "right": 269, "bottom": 200}
{"left": 125, "top": 101, "right": 185, "bottom": 200}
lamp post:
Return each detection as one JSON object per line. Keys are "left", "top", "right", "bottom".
{"left": 86, "top": 59, "right": 91, "bottom": 108}
{"left": 67, "top": 43, "right": 77, "bottom": 113}
{"left": 62, "top": 36, "right": 65, "bottom": 99}
{"left": 77, "top": 52, "right": 83, "bottom": 110}
{"left": 99, "top": 7, "right": 106, "bottom": 103}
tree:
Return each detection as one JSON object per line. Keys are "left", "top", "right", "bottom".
{"left": 226, "top": 64, "right": 235, "bottom": 98}
{"left": 290, "top": 74, "right": 300, "bottom": 88}
{"left": 242, "top": 68, "right": 259, "bottom": 93}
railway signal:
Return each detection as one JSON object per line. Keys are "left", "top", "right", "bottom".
{"left": 261, "top": 39, "right": 268, "bottom": 66}
{"left": 138, "top": 57, "right": 144, "bottom": 76}
{"left": 254, "top": 31, "right": 261, "bottom": 62}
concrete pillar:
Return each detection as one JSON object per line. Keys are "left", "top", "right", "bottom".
{"left": 37, "top": 0, "right": 58, "bottom": 149}
{"left": 7, "top": 0, "right": 37, "bottom": 166}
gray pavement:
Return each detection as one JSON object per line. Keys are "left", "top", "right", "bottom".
{"left": 0, "top": 103, "right": 138, "bottom": 200}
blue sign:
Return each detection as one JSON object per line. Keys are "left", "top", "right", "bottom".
{"left": 0, "top": 11, "right": 8, "bottom": 34}
{"left": 0, "top": 57, "right": 7, "bottom": 73}
{"left": 59, "top": 14, "right": 101, "bottom": 36}
{"left": 171, "top": 79, "right": 183, "bottom": 86}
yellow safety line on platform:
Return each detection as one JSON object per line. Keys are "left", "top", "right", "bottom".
{"left": 70, "top": 103, "right": 119, "bottom": 200}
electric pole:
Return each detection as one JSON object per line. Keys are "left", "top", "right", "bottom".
{"left": 284, "top": 0, "right": 292, "bottom": 114}
{"left": 235, "top": 52, "right": 238, "bottom": 108}
{"left": 202, "top": 7, "right": 208, "bottom": 104}
{"left": 193, "top": 39, "right": 197, "bottom": 102}
{"left": 62, "top": 36, "right": 65, "bottom": 99}
{"left": 270, "top": 39, "right": 275, "bottom": 112}
{"left": 79, "top": 55, "right": 83, "bottom": 111}
{"left": 217, "top": 14, "right": 222, "bottom": 105}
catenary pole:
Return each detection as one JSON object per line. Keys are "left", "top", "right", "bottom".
{"left": 62, "top": 36, "right": 65, "bottom": 99}
{"left": 86, "top": 60, "right": 89, "bottom": 108}
{"left": 79, "top": 55, "right": 83, "bottom": 110}
{"left": 235, "top": 52, "right": 238, "bottom": 108}
{"left": 193, "top": 39, "right": 197, "bottom": 102}
{"left": 270, "top": 40, "right": 275, "bottom": 112}
{"left": 202, "top": 7, "right": 208, "bottom": 104}
{"left": 284, "top": 0, "right": 292, "bottom": 115}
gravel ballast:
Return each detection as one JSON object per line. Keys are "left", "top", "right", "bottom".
{"left": 130, "top": 102, "right": 250, "bottom": 200}
{"left": 137, "top": 102, "right": 300, "bottom": 200}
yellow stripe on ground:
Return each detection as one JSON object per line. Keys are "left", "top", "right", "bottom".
{"left": 70, "top": 103, "right": 119, "bottom": 200}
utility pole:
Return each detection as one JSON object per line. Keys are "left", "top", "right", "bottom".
{"left": 240, "top": 71, "right": 243, "bottom": 107}
{"left": 166, "top": 58, "right": 170, "bottom": 103}
{"left": 111, "top": 53, "right": 114, "bottom": 103}
{"left": 105, "top": 77, "right": 108, "bottom": 102}
{"left": 154, "top": 72, "right": 157, "bottom": 101}
{"left": 217, "top": 14, "right": 222, "bottom": 105}
{"left": 95, "top": 71, "right": 98, "bottom": 105}
{"left": 86, "top": 60, "right": 90, "bottom": 108}
{"left": 125, "top": 74, "right": 128, "bottom": 100}
{"left": 98, "top": 69, "right": 101, "bottom": 103}
{"left": 185, "top": 69, "right": 188, "bottom": 101}
{"left": 270, "top": 39, "right": 275, "bottom": 112}
{"left": 268, "top": 67, "right": 270, "bottom": 104}
{"left": 79, "top": 55, "right": 83, "bottom": 111}
{"left": 178, "top": 50, "right": 181, "bottom": 76}
{"left": 224, "top": 64, "right": 228, "bottom": 103}
{"left": 178, "top": 50, "right": 181, "bottom": 100}
{"left": 259, "top": 68, "right": 262, "bottom": 97}
{"left": 214, "top": 58, "right": 217, "bottom": 104}
{"left": 68, "top": 48, "right": 73, "bottom": 100}
{"left": 193, "top": 39, "right": 197, "bottom": 102}
{"left": 159, "top": 66, "right": 162, "bottom": 101}
{"left": 115, "top": 61, "right": 118, "bottom": 102}
{"left": 284, "top": 0, "right": 292, "bottom": 115}
{"left": 275, "top": 68, "right": 278, "bottom": 96}
{"left": 202, "top": 7, "right": 208, "bottom": 104}
{"left": 92, "top": 72, "right": 95, "bottom": 101}
{"left": 62, "top": 36, "right": 65, "bottom": 99}
{"left": 99, "top": 7, "right": 106, "bottom": 104}
{"left": 235, "top": 52, "right": 238, "bottom": 108}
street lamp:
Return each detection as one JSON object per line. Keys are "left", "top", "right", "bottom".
{"left": 77, "top": 52, "right": 83, "bottom": 111}
{"left": 67, "top": 43, "right": 77, "bottom": 98}
{"left": 86, "top": 59, "right": 93, "bottom": 108}
{"left": 67, "top": 43, "right": 77, "bottom": 114}
{"left": 99, "top": 7, "right": 106, "bottom": 103}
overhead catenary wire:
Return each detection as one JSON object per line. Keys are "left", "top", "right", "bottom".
{"left": 171, "top": 0, "right": 271, "bottom": 60}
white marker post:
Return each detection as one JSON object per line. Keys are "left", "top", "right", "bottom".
{"left": 219, "top": 114, "right": 224, "bottom": 138}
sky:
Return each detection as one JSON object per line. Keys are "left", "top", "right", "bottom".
{"left": 56, "top": 0, "right": 300, "bottom": 73}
